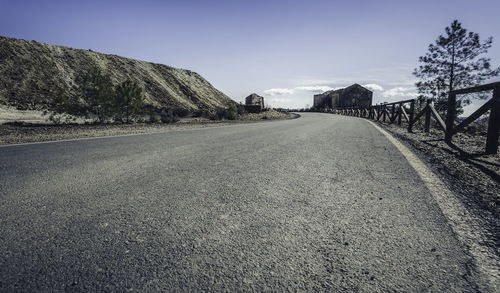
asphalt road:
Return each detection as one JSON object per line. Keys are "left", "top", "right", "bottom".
{"left": 0, "top": 113, "right": 479, "bottom": 292}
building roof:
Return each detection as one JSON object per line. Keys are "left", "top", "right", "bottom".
{"left": 321, "top": 83, "right": 373, "bottom": 95}
{"left": 344, "top": 83, "right": 372, "bottom": 93}
{"left": 246, "top": 93, "right": 264, "bottom": 99}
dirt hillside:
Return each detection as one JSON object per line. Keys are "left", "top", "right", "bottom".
{"left": 0, "top": 36, "right": 234, "bottom": 112}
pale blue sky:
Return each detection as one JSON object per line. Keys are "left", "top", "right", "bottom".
{"left": 1, "top": 0, "right": 499, "bottom": 112}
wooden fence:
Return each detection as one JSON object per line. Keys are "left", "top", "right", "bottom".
{"left": 335, "top": 81, "right": 500, "bottom": 154}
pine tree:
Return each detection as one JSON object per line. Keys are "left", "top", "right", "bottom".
{"left": 76, "top": 67, "right": 114, "bottom": 122}
{"left": 413, "top": 20, "right": 499, "bottom": 115}
{"left": 114, "top": 79, "right": 144, "bottom": 123}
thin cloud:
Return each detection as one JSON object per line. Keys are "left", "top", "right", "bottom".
{"left": 268, "top": 98, "right": 291, "bottom": 103}
{"left": 263, "top": 83, "right": 386, "bottom": 99}
{"left": 381, "top": 87, "right": 418, "bottom": 98}
{"left": 295, "top": 85, "right": 336, "bottom": 93}
{"left": 296, "top": 84, "right": 384, "bottom": 93}
{"left": 262, "top": 88, "right": 295, "bottom": 96}
{"left": 363, "top": 84, "right": 384, "bottom": 91}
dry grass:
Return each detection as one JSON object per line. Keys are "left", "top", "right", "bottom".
{"left": 0, "top": 111, "right": 298, "bottom": 145}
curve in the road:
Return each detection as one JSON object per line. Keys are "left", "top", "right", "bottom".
{"left": 0, "top": 113, "right": 490, "bottom": 292}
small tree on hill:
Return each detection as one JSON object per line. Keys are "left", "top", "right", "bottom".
{"left": 413, "top": 20, "right": 500, "bottom": 116}
{"left": 76, "top": 67, "right": 115, "bottom": 122}
{"left": 226, "top": 104, "right": 239, "bottom": 120}
{"left": 52, "top": 94, "right": 82, "bottom": 116}
{"left": 114, "top": 79, "right": 144, "bottom": 122}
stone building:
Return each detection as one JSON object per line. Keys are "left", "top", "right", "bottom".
{"left": 313, "top": 84, "right": 372, "bottom": 109}
{"left": 244, "top": 93, "right": 265, "bottom": 113}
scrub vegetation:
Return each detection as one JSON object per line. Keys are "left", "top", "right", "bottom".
{"left": 0, "top": 36, "right": 234, "bottom": 123}
{"left": 53, "top": 67, "right": 145, "bottom": 123}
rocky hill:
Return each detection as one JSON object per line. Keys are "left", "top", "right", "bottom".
{"left": 0, "top": 36, "right": 234, "bottom": 113}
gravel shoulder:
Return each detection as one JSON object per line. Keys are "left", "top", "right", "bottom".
{"left": 0, "top": 111, "right": 299, "bottom": 145}
{"left": 375, "top": 121, "right": 500, "bottom": 258}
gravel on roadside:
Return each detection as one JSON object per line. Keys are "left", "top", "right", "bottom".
{"left": 376, "top": 121, "right": 499, "bottom": 256}
{"left": 0, "top": 112, "right": 299, "bottom": 145}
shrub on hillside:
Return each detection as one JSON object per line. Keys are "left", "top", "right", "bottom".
{"left": 114, "top": 79, "right": 144, "bottom": 123}
{"left": 210, "top": 104, "right": 239, "bottom": 120}
{"left": 76, "top": 67, "right": 115, "bottom": 122}
{"left": 159, "top": 108, "right": 179, "bottom": 123}
{"left": 50, "top": 67, "right": 146, "bottom": 123}
{"left": 52, "top": 94, "right": 86, "bottom": 116}
{"left": 149, "top": 111, "right": 161, "bottom": 123}
{"left": 227, "top": 104, "right": 239, "bottom": 120}
{"left": 173, "top": 108, "right": 190, "bottom": 117}
{"left": 237, "top": 103, "right": 247, "bottom": 115}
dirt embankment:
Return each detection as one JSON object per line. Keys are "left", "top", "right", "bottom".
{"left": 0, "top": 36, "right": 233, "bottom": 112}
{"left": 0, "top": 111, "right": 299, "bottom": 145}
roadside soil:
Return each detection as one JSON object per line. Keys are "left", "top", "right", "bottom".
{"left": 0, "top": 111, "right": 298, "bottom": 145}
{"left": 377, "top": 121, "right": 499, "bottom": 256}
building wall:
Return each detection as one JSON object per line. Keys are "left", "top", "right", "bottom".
{"left": 338, "top": 86, "right": 372, "bottom": 108}
{"left": 245, "top": 94, "right": 264, "bottom": 110}
{"left": 244, "top": 105, "right": 263, "bottom": 113}
{"left": 332, "top": 93, "right": 340, "bottom": 107}
{"left": 313, "top": 95, "right": 323, "bottom": 108}
{"left": 313, "top": 84, "right": 372, "bottom": 109}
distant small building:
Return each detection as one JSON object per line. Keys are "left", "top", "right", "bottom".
{"left": 313, "top": 84, "right": 372, "bottom": 109}
{"left": 244, "top": 93, "right": 265, "bottom": 113}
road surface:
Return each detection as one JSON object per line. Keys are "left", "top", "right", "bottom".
{"left": 0, "top": 113, "right": 479, "bottom": 292}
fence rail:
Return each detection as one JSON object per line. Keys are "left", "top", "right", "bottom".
{"left": 335, "top": 81, "right": 500, "bottom": 154}
{"left": 446, "top": 82, "right": 500, "bottom": 154}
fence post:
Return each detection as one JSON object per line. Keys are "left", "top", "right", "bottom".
{"left": 382, "top": 105, "right": 387, "bottom": 122}
{"left": 391, "top": 104, "right": 395, "bottom": 122}
{"left": 397, "top": 102, "right": 402, "bottom": 125}
{"left": 424, "top": 99, "right": 432, "bottom": 133}
{"left": 486, "top": 87, "right": 500, "bottom": 154}
{"left": 445, "top": 93, "right": 457, "bottom": 142}
{"left": 408, "top": 99, "right": 415, "bottom": 132}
